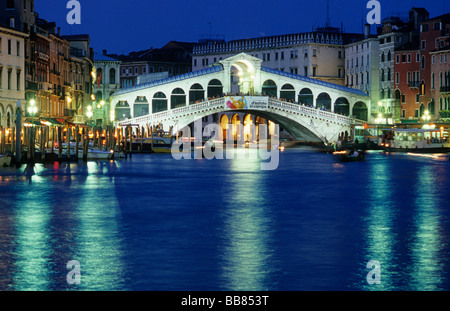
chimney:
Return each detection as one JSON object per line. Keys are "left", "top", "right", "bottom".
{"left": 364, "top": 24, "right": 371, "bottom": 38}
{"left": 103, "top": 49, "right": 107, "bottom": 55}
{"left": 57, "top": 27, "right": 60, "bottom": 36}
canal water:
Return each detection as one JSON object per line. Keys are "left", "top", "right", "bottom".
{"left": 0, "top": 147, "right": 450, "bottom": 291}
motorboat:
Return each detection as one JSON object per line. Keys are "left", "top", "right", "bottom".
{"left": 381, "top": 128, "right": 450, "bottom": 153}
{"left": 46, "top": 144, "right": 115, "bottom": 160}
{"left": 333, "top": 150, "right": 365, "bottom": 162}
{"left": 128, "top": 135, "right": 174, "bottom": 153}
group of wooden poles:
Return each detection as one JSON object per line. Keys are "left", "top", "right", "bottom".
{"left": 0, "top": 122, "right": 174, "bottom": 166}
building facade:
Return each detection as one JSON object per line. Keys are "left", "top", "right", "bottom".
{"left": 394, "top": 13, "right": 450, "bottom": 122}
{"left": 93, "top": 51, "right": 121, "bottom": 126}
{"left": 394, "top": 42, "right": 421, "bottom": 120}
{"left": 431, "top": 47, "right": 450, "bottom": 120}
{"left": 61, "top": 34, "right": 95, "bottom": 125}
{"left": 418, "top": 13, "right": 450, "bottom": 120}
{"left": 0, "top": 0, "right": 36, "bottom": 34}
{"left": 0, "top": 26, "right": 27, "bottom": 128}
{"left": 192, "top": 27, "right": 363, "bottom": 87}
{"left": 110, "top": 41, "right": 195, "bottom": 89}
{"left": 345, "top": 26, "right": 380, "bottom": 121}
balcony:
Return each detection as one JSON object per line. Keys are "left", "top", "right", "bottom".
{"left": 64, "top": 109, "right": 76, "bottom": 117}
{"left": 440, "top": 86, "right": 450, "bottom": 93}
{"left": 38, "top": 82, "right": 53, "bottom": 92}
{"left": 26, "top": 81, "right": 38, "bottom": 92}
{"left": 408, "top": 81, "right": 421, "bottom": 89}
{"left": 38, "top": 52, "right": 50, "bottom": 62}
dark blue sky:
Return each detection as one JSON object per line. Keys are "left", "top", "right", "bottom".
{"left": 35, "top": 0, "right": 446, "bottom": 55}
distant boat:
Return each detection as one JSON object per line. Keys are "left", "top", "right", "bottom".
{"left": 47, "top": 144, "right": 115, "bottom": 160}
{"left": 151, "top": 136, "right": 173, "bottom": 153}
{"left": 128, "top": 135, "right": 174, "bottom": 154}
{"left": 78, "top": 148, "right": 115, "bottom": 160}
{"left": 333, "top": 150, "right": 365, "bottom": 162}
{"left": 126, "top": 132, "right": 175, "bottom": 153}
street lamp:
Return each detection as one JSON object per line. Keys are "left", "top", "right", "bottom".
{"left": 376, "top": 112, "right": 383, "bottom": 145}
{"left": 28, "top": 99, "right": 38, "bottom": 125}
{"left": 86, "top": 105, "right": 93, "bottom": 119}
{"left": 422, "top": 110, "right": 430, "bottom": 123}
{"left": 28, "top": 99, "right": 37, "bottom": 116}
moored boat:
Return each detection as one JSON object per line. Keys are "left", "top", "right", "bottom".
{"left": 128, "top": 135, "right": 174, "bottom": 153}
{"left": 382, "top": 128, "right": 450, "bottom": 153}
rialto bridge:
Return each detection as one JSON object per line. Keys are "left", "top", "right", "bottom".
{"left": 111, "top": 53, "right": 370, "bottom": 143}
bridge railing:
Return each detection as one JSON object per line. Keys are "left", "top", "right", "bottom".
{"left": 118, "top": 96, "right": 363, "bottom": 127}
{"left": 118, "top": 97, "right": 226, "bottom": 126}
{"left": 268, "top": 98, "right": 363, "bottom": 125}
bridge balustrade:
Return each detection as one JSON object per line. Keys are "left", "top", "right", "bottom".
{"left": 118, "top": 96, "right": 362, "bottom": 127}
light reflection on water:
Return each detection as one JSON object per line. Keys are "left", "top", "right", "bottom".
{"left": 0, "top": 149, "right": 449, "bottom": 291}
{"left": 409, "top": 164, "right": 446, "bottom": 291}
{"left": 12, "top": 182, "right": 52, "bottom": 290}
{"left": 219, "top": 158, "right": 277, "bottom": 291}
{"left": 362, "top": 157, "right": 397, "bottom": 290}
{"left": 0, "top": 161, "right": 127, "bottom": 291}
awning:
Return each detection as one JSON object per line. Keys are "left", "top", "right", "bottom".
{"left": 24, "top": 118, "right": 64, "bottom": 126}
{"left": 40, "top": 118, "right": 64, "bottom": 126}
{"left": 23, "top": 118, "right": 42, "bottom": 126}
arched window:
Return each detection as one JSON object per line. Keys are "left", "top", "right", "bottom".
{"left": 207, "top": 79, "right": 223, "bottom": 98}
{"left": 171, "top": 88, "right": 186, "bottom": 109}
{"left": 316, "top": 93, "right": 331, "bottom": 111}
{"left": 96, "top": 68, "right": 103, "bottom": 85}
{"left": 109, "top": 68, "right": 116, "bottom": 85}
{"left": 280, "top": 84, "right": 295, "bottom": 101}
{"left": 262, "top": 80, "right": 277, "bottom": 97}
{"left": 298, "top": 88, "right": 313, "bottom": 106}
{"left": 95, "top": 91, "right": 102, "bottom": 102}
{"left": 189, "top": 84, "right": 205, "bottom": 104}
{"left": 353, "top": 102, "right": 368, "bottom": 121}
{"left": 115, "top": 101, "right": 131, "bottom": 120}
{"left": 152, "top": 92, "right": 168, "bottom": 113}
{"left": 428, "top": 100, "right": 435, "bottom": 116}
{"left": 334, "top": 97, "right": 350, "bottom": 116}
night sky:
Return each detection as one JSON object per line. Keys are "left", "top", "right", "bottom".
{"left": 35, "top": 0, "right": 447, "bottom": 55}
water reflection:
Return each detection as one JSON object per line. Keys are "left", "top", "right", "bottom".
{"left": 363, "top": 158, "right": 397, "bottom": 290}
{"left": 12, "top": 180, "right": 52, "bottom": 290}
{"left": 410, "top": 164, "right": 445, "bottom": 290}
{"left": 1, "top": 149, "right": 449, "bottom": 291}
{"left": 2, "top": 161, "right": 127, "bottom": 290}
{"left": 219, "top": 158, "right": 277, "bottom": 290}
{"left": 71, "top": 161, "right": 127, "bottom": 290}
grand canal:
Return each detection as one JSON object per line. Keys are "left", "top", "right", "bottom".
{"left": 0, "top": 147, "right": 449, "bottom": 291}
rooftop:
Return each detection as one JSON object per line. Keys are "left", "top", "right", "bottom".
{"left": 94, "top": 53, "right": 121, "bottom": 62}
{"left": 261, "top": 67, "right": 369, "bottom": 97}
{"left": 115, "top": 65, "right": 224, "bottom": 96}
